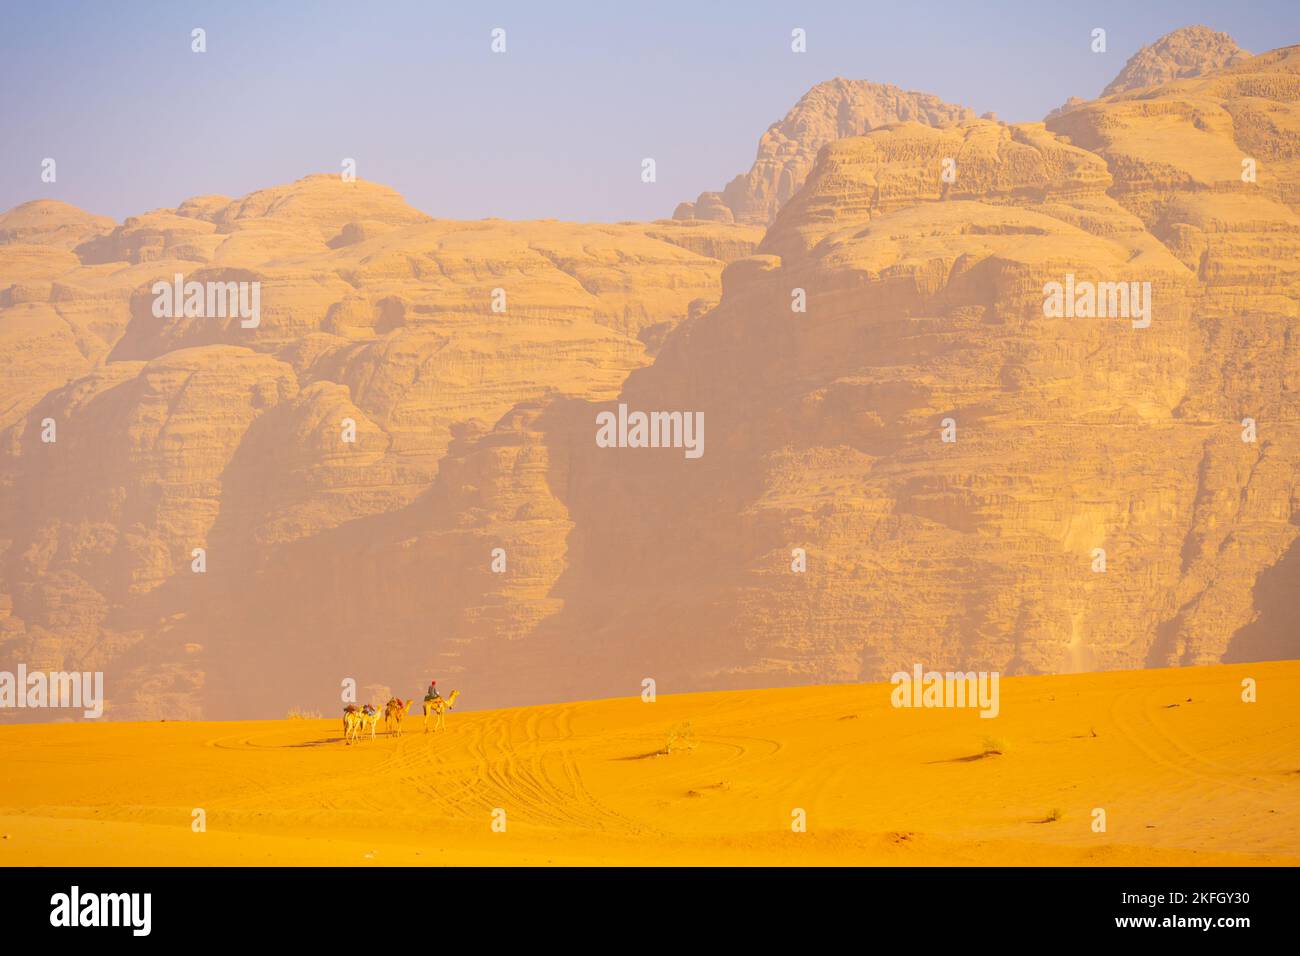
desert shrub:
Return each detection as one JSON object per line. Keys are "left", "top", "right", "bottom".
{"left": 665, "top": 721, "right": 698, "bottom": 754}
{"left": 980, "top": 735, "right": 1008, "bottom": 756}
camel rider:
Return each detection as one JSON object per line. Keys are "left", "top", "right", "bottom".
{"left": 426, "top": 680, "right": 441, "bottom": 702}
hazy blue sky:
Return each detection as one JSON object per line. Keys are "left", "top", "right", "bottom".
{"left": 2, "top": 1, "right": 1297, "bottom": 223}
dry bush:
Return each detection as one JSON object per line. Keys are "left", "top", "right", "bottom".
{"left": 665, "top": 721, "right": 698, "bottom": 754}
{"left": 980, "top": 735, "right": 1009, "bottom": 756}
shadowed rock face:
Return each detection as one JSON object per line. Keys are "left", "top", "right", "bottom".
{"left": 1, "top": 33, "right": 1297, "bottom": 721}
{"left": 673, "top": 78, "right": 975, "bottom": 226}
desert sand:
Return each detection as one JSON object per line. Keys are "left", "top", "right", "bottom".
{"left": 1, "top": 661, "right": 1295, "bottom": 866}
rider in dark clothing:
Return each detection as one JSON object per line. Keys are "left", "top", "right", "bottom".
{"left": 426, "top": 680, "right": 441, "bottom": 702}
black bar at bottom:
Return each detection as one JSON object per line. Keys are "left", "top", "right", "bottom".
{"left": 0, "top": 866, "right": 1290, "bottom": 942}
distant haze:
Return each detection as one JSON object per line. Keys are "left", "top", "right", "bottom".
{"left": 1, "top": 0, "right": 1296, "bottom": 223}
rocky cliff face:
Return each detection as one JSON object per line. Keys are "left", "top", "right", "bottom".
{"left": 673, "top": 79, "right": 974, "bottom": 226}
{"left": 0, "top": 178, "right": 760, "bottom": 718}
{"left": 1046, "top": 43, "right": 1300, "bottom": 666}
{"left": 452, "top": 42, "right": 1296, "bottom": 703}
{"left": 1, "top": 32, "right": 1296, "bottom": 720}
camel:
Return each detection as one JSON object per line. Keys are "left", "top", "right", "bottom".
{"left": 423, "top": 689, "right": 460, "bottom": 733}
{"left": 358, "top": 704, "right": 383, "bottom": 742}
{"left": 342, "top": 705, "right": 365, "bottom": 744}
{"left": 343, "top": 704, "right": 381, "bottom": 744}
{"left": 384, "top": 697, "right": 414, "bottom": 736}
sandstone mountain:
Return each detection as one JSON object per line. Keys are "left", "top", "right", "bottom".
{"left": 1048, "top": 25, "right": 1250, "bottom": 119}
{"left": 0, "top": 178, "right": 761, "bottom": 717}
{"left": 1103, "top": 24, "right": 1249, "bottom": 95}
{"left": 1, "top": 30, "right": 1296, "bottom": 720}
{"left": 672, "top": 79, "right": 974, "bottom": 225}
{"left": 0, "top": 200, "right": 115, "bottom": 250}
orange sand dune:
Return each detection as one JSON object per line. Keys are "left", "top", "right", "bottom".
{"left": 1, "top": 662, "right": 1296, "bottom": 866}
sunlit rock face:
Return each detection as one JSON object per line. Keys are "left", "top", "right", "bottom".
{"left": 1047, "top": 43, "right": 1300, "bottom": 668}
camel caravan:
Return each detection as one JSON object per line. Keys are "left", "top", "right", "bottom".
{"left": 341, "top": 680, "right": 460, "bottom": 745}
